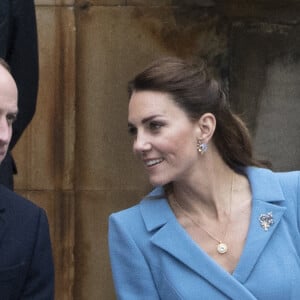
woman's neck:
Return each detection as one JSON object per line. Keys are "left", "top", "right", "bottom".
{"left": 171, "top": 159, "right": 235, "bottom": 221}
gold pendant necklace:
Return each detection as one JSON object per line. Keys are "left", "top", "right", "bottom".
{"left": 171, "top": 174, "right": 234, "bottom": 255}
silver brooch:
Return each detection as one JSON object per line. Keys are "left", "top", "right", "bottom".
{"left": 259, "top": 212, "right": 274, "bottom": 231}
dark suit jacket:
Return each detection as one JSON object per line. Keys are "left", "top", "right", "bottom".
{"left": 0, "top": 0, "right": 39, "bottom": 189}
{"left": 0, "top": 185, "right": 54, "bottom": 299}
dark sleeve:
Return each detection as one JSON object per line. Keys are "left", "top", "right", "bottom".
{"left": 21, "top": 209, "right": 55, "bottom": 300}
{"left": 8, "top": 0, "right": 39, "bottom": 149}
{"left": 0, "top": 1, "right": 10, "bottom": 56}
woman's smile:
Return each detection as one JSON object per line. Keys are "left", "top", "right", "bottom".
{"left": 144, "top": 158, "right": 165, "bottom": 168}
{"left": 128, "top": 90, "right": 200, "bottom": 186}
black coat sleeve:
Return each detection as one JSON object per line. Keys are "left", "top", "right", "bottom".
{"left": 7, "top": 0, "right": 39, "bottom": 149}
{"left": 21, "top": 209, "right": 55, "bottom": 300}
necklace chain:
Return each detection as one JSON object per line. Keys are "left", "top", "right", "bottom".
{"left": 171, "top": 173, "right": 234, "bottom": 255}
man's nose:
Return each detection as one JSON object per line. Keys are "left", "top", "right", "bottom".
{"left": 0, "top": 118, "right": 11, "bottom": 144}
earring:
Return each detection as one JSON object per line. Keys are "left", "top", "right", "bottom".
{"left": 197, "top": 140, "right": 208, "bottom": 154}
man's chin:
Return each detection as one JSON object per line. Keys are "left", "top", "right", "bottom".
{"left": 0, "top": 151, "right": 8, "bottom": 164}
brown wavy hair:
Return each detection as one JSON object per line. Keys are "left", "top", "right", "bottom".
{"left": 128, "top": 56, "right": 269, "bottom": 170}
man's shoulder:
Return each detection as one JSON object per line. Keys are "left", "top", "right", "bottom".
{"left": 0, "top": 184, "right": 41, "bottom": 214}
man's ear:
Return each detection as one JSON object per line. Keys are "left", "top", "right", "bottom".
{"left": 196, "top": 113, "right": 216, "bottom": 142}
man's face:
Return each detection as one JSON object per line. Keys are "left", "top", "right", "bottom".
{"left": 0, "top": 64, "right": 18, "bottom": 164}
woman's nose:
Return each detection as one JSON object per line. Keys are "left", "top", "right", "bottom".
{"left": 133, "top": 132, "right": 151, "bottom": 153}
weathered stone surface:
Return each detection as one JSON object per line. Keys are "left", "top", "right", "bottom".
{"left": 74, "top": 189, "right": 145, "bottom": 300}
{"left": 229, "top": 22, "right": 300, "bottom": 170}
{"left": 36, "top": 0, "right": 74, "bottom": 5}
{"left": 13, "top": 6, "right": 76, "bottom": 191}
{"left": 12, "top": 1, "right": 300, "bottom": 300}
{"left": 75, "top": 6, "right": 226, "bottom": 190}
{"left": 14, "top": 6, "right": 76, "bottom": 300}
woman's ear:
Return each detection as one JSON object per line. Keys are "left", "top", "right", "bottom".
{"left": 196, "top": 113, "right": 216, "bottom": 142}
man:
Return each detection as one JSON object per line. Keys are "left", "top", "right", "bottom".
{"left": 0, "top": 0, "right": 39, "bottom": 189}
{"left": 0, "top": 59, "right": 54, "bottom": 299}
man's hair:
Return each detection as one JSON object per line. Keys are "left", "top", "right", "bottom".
{"left": 0, "top": 58, "right": 11, "bottom": 73}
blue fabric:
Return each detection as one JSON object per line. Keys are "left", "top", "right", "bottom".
{"left": 0, "top": 185, "right": 54, "bottom": 299}
{"left": 109, "top": 167, "right": 300, "bottom": 299}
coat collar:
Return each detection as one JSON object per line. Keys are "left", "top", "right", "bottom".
{"left": 233, "top": 167, "right": 286, "bottom": 282}
{"left": 140, "top": 167, "right": 286, "bottom": 299}
{"left": 245, "top": 166, "right": 285, "bottom": 201}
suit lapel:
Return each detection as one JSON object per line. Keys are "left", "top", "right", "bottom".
{"left": 0, "top": 186, "right": 8, "bottom": 242}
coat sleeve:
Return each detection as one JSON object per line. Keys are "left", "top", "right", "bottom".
{"left": 21, "top": 209, "right": 54, "bottom": 300}
{"left": 9, "top": 0, "right": 39, "bottom": 149}
{"left": 108, "top": 213, "right": 160, "bottom": 300}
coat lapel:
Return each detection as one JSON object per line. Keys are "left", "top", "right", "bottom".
{"left": 233, "top": 167, "right": 286, "bottom": 282}
{"left": 233, "top": 200, "right": 285, "bottom": 282}
{"left": 151, "top": 216, "right": 257, "bottom": 299}
{"left": 140, "top": 167, "right": 287, "bottom": 299}
{"left": 140, "top": 188, "right": 257, "bottom": 299}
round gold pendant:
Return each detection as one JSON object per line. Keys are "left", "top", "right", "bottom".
{"left": 217, "top": 242, "right": 228, "bottom": 254}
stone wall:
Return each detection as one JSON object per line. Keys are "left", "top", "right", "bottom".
{"left": 12, "top": 1, "right": 300, "bottom": 299}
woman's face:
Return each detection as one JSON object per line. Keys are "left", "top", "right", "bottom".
{"left": 128, "top": 91, "right": 200, "bottom": 186}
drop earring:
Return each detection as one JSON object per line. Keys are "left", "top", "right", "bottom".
{"left": 197, "top": 140, "right": 208, "bottom": 154}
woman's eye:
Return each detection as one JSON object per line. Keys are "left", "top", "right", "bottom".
{"left": 128, "top": 126, "right": 137, "bottom": 136}
{"left": 149, "top": 122, "right": 163, "bottom": 131}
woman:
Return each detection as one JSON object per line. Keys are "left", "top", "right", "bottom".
{"left": 108, "top": 57, "right": 300, "bottom": 299}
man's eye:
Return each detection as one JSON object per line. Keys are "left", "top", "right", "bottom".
{"left": 7, "top": 114, "right": 17, "bottom": 124}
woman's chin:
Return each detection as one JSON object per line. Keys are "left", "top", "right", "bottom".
{"left": 148, "top": 176, "right": 170, "bottom": 187}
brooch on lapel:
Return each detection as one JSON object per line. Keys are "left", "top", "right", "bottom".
{"left": 259, "top": 212, "right": 274, "bottom": 231}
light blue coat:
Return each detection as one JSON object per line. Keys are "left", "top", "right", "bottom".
{"left": 109, "top": 167, "right": 300, "bottom": 299}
